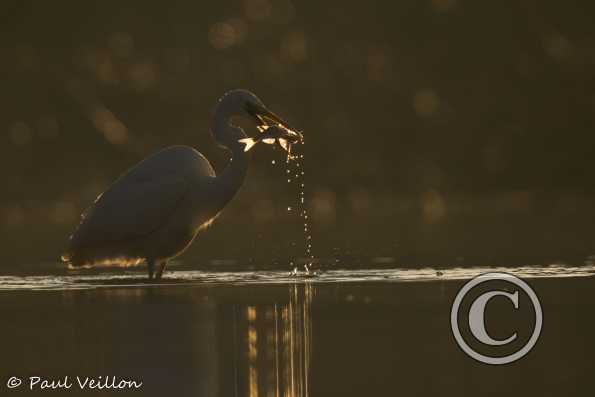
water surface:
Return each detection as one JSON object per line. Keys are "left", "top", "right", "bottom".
{"left": 0, "top": 265, "right": 593, "bottom": 396}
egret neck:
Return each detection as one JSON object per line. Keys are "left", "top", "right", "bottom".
{"left": 209, "top": 107, "right": 251, "bottom": 211}
{"left": 215, "top": 140, "right": 250, "bottom": 209}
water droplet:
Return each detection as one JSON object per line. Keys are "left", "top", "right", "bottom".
{"left": 271, "top": 159, "right": 276, "bottom": 165}
{"left": 284, "top": 147, "right": 314, "bottom": 270}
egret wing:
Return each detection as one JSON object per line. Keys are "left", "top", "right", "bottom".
{"left": 68, "top": 175, "right": 190, "bottom": 251}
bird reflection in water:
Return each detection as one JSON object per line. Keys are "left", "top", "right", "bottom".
{"left": 234, "top": 283, "right": 313, "bottom": 397}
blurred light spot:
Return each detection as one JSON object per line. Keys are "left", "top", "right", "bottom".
{"left": 247, "top": 306, "right": 257, "bottom": 321}
{"left": 367, "top": 47, "right": 391, "bottom": 82}
{"left": 36, "top": 116, "right": 59, "bottom": 139}
{"left": 243, "top": 0, "right": 272, "bottom": 21}
{"left": 280, "top": 31, "right": 308, "bottom": 63}
{"left": 421, "top": 190, "right": 446, "bottom": 223}
{"left": 108, "top": 32, "right": 134, "bottom": 58}
{"left": 2, "top": 205, "right": 25, "bottom": 226}
{"left": 311, "top": 189, "right": 336, "bottom": 223}
{"left": 247, "top": 323, "right": 257, "bottom": 360}
{"left": 128, "top": 61, "right": 158, "bottom": 91}
{"left": 230, "top": 18, "right": 247, "bottom": 43}
{"left": 431, "top": 0, "right": 457, "bottom": 12}
{"left": 349, "top": 189, "right": 371, "bottom": 214}
{"left": 543, "top": 34, "right": 572, "bottom": 60}
{"left": 413, "top": 89, "right": 440, "bottom": 117}
{"left": 209, "top": 21, "right": 240, "bottom": 50}
{"left": 9, "top": 121, "right": 32, "bottom": 145}
{"left": 85, "top": 49, "right": 118, "bottom": 84}
{"left": 50, "top": 201, "right": 76, "bottom": 224}
{"left": 91, "top": 107, "right": 129, "bottom": 145}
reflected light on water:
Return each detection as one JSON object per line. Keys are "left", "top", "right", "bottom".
{"left": 1, "top": 265, "right": 594, "bottom": 396}
{"left": 236, "top": 283, "right": 313, "bottom": 397}
{"left": 2, "top": 264, "right": 595, "bottom": 291}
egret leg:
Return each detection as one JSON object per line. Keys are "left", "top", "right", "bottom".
{"left": 155, "top": 261, "right": 167, "bottom": 280}
{"left": 147, "top": 259, "right": 156, "bottom": 280}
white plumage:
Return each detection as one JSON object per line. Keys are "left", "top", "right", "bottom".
{"left": 62, "top": 89, "right": 294, "bottom": 279}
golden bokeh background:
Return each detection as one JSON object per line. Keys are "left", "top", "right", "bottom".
{"left": 2, "top": 0, "right": 595, "bottom": 269}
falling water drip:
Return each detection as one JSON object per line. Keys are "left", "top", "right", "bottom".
{"left": 283, "top": 140, "right": 314, "bottom": 275}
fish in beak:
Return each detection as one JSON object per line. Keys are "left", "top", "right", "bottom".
{"left": 239, "top": 124, "right": 303, "bottom": 152}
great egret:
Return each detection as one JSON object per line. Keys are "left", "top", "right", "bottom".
{"left": 61, "top": 89, "right": 295, "bottom": 280}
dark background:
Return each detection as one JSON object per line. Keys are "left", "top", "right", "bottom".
{"left": 1, "top": 0, "right": 595, "bottom": 270}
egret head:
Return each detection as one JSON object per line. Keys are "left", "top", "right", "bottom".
{"left": 212, "top": 89, "right": 294, "bottom": 150}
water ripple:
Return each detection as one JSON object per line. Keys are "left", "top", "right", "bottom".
{"left": 1, "top": 263, "right": 595, "bottom": 291}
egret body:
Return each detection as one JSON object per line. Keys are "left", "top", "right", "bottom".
{"left": 62, "top": 90, "right": 293, "bottom": 279}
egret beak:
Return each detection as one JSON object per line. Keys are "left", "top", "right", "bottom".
{"left": 246, "top": 102, "right": 295, "bottom": 132}
{"left": 257, "top": 106, "right": 304, "bottom": 142}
